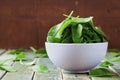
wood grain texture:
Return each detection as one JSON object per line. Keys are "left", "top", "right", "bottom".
{"left": 0, "top": 51, "right": 120, "bottom": 80}
{"left": 0, "top": 50, "right": 36, "bottom": 80}
{"left": 0, "top": 0, "right": 120, "bottom": 49}
{"left": 0, "top": 51, "right": 15, "bottom": 79}
{"left": 1, "top": 62, "right": 34, "bottom": 80}
{"left": 62, "top": 69, "right": 90, "bottom": 80}
{"left": 33, "top": 58, "right": 62, "bottom": 80}
{"left": 0, "top": 49, "right": 5, "bottom": 55}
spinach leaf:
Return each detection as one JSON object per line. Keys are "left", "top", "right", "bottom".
{"left": 108, "top": 56, "right": 120, "bottom": 62}
{"left": 15, "top": 52, "right": 26, "bottom": 60}
{"left": 72, "top": 24, "right": 83, "bottom": 43}
{"left": 0, "top": 59, "right": 13, "bottom": 65}
{"left": 89, "top": 68, "right": 115, "bottom": 77}
{"left": 30, "top": 47, "right": 47, "bottom": 54}
{"left": 0, "top": 65, "right": 16, "bottom": 72}
{"left": 30, "top": 47, "right": 48, "bottom": 58}
{"left": 9, "top": 48, "right": 26, "bottom": 55}
{"left": 107, "top": 49, "right": 120, "bottom": 57}
{"left": 32, "top": 64, "right": 49, "bottom": 73}
{"left": 108, "top": 49, "right": 120, "bottom": 53}
{"left": 0, "top": 59, "right": 16, "bottom": 72}
{"left": 20, "top": 58, "right": 37, "bottom": 66}
{"left": 74, "top": 16, "right": 93, "bottom": 23}
{"left": 99, "top": 61, "right": 113, "bottom": 68}
{"left": 61, "top": 27, "right": 73, "bottom": 43}
{"left": 47, "top": 24, "right": 62, "bottom": 43}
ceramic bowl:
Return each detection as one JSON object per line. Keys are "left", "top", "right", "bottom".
{"left": 45, "top": 42, "right": 108, "bottom": 73}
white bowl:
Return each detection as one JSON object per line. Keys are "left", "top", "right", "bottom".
{"left": 45, "top": 42, "right": 108, "bottom": 73}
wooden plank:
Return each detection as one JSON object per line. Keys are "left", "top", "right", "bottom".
{"left": 61, "top": 69, "right": 90, "bottom": 80}
{"left": 1, "top": 62, "right": 34, "bottom": 80}
{"left": 0, "top": 49, "right": 5, "bottom": 55}
{"left": 33, "top": 58, "right": 62, "bottom": 80}
{"left": 110, "top": 62, "right": 120, "bottom": 77}
{"left": 112, "top": 62, "right": 120, "bottom": 73}
{"left": 0, "top": 50, "right": 15, "bottom": 79}
{"left": 1, "top": 51, "right": 36, "bottom": 80}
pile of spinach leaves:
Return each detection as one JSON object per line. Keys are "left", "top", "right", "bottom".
{"left": 47, "top": 11, "right": 107, "bottom": 43}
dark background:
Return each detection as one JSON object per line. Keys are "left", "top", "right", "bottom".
{"left": 0, "top": 0, "right": 120, "bottom": 49}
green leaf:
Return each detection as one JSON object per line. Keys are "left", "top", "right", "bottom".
{"left": 0, "top": 65, "right": 16, "bottom": 72}
{"left": 108, "top": 52, "right": 120, "bottom": 57}
{"left": 20, "top": 58, "right": 37, "bottom": 66}
{"left": 95, "top": 27, "right": 107, "bottom": 39}
{"left": 0, "top": 59, "right": 14, "bottom": 65}
{"left": 16, "top": 52, "right": 26, "bottom": 59}
{"left": 30, "top": 47, "right": 47, "bottom": 54}
{"left": 9, "top": 48, "right": 26, "bottom": 55}
{"left": 36, "top": 48, "right": 47, "bottom": 54}
{"left": 89, "top": 68, "right": 115, "bottom": 77}
{"left": 35, "top": 54, "right": 48, "bottom": 58}
{"left": 107, "top": 49, "right": 120, "bottom": 57}
{"left": 108, "top": 49, "right": 120, "bottom": 53}
{"left": 32, "top": 64, "right": 49, "bottom": 73}
{"left": 30, "top": 47, "right": 48, "bottom": 58}
{"left": 47, "top": 23, "right": 62, "bottom": 43}
{"left": 72, "top": 24, "right": 83, "bottom": 43}
{"left": 99, "top": 61, "right": 113, "bottom": 68}
{"left": 74, "top": 16, "right": 93, "bottom": 23}
{"left": 108, "top": 56, "right": 120, "bottom": 62}
{"left": 61, "top": 27, "right": 73, "bottom": 43}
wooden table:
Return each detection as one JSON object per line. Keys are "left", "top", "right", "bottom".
{"left": 0, "top": 49, "right": 120, "bottom": 80}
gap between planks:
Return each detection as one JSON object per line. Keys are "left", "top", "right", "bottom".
{"left": 33, "top": 58, "right": 63, "bottom": 80}
{"left": 60, "top": 69, "right": 90, "bottom": 80}
{"left": 0, "top": 49, "right": 6, "bottom": 55}
{"left": 0, "top": 51, "right": 36, "bottom": 80}
{"left": 0, "top": 50, "right": 16, "bottom": 79}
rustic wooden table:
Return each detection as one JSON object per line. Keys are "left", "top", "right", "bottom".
{"left": 0, "top": 49, "right": 120, "bottom": 80}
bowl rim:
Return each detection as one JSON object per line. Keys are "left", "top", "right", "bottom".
{"left": 45, "top": 42, "right": 108, "bottom": 45}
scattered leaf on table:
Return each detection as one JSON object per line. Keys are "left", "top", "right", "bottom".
{"left": 32, "top": 64, "right": 49, "bottom": 73}
{"left": 99, "top": 61, "right": 113, "bottom": 68}
{"left": 0, "top": 65, "right": 16, "bottom": 72}
{"left": 89, "top": 68, "right": 115, "bottom": 77}
{"left": 9, "top": 48, "right": 26, "bottom": 55}
{"left": 20, "top": 58, "right": 37, "bottom": 66}
{"left": 108, "top": 56, "right": 120, "bottom": 62}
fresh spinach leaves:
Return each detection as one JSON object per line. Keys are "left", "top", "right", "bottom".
{"left": 47, "top": 11, "right": 107, "bottom": 43}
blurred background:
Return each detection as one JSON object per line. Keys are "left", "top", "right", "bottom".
{"left": 0, "top": 0, "right": 120, "bottom": 49}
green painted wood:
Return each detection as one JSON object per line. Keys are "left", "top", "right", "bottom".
{"left": 33, "top": 58, "right": 62, "bottom": 80}
{"left": 0, "top": 50, "right": 15, "bottom": 79}
{"left": 62, "top": 70, "right": 90, "bottom": 80}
